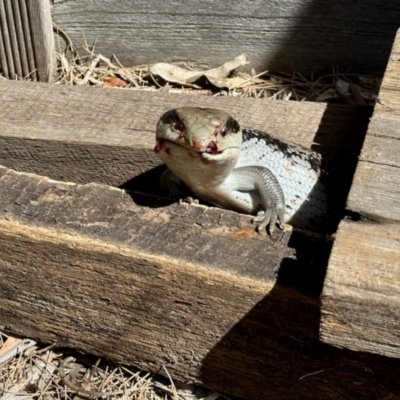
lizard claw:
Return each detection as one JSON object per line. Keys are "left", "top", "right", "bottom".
{"left": 252, "top": 207, "right": 285, "bottom": 235}
{"left": 179, "top": 196, "right": 199, "bottom": 205}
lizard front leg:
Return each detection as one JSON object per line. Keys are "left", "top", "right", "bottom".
{"left": 226, "top": 166, "right": 286, "bottom": 234}
{"left": 160, "top": 165, "right": 285, "bottom": 234}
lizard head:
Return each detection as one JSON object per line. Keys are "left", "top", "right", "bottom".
{"left": 154, "top": 107, "right": 242, "bottom": 163}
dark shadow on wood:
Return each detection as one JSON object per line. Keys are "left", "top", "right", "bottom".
{"left": 261, "top": 2, "right": 399, "bottom": 76}
{"left": 119, "top": 164, "right": 165, "bottom": 195}
{"left": 277, "top": 231, "right": 332, "bottom": 297}
{"left": 200, "top": 279, "right": 400, "bottom": 399}
{"left": 200, "top": 223, "right": 400, "bottom": 399}
{"left": 119, "top": 164, "right": 189, "bottom": 209}
{"left": 312, "top": 104, "right": 373, "bottom": 231}
{"left": 310, "top": 104, "right": 373, "bottom": 232}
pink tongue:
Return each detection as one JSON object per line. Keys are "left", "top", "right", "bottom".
{"left": 206, "top": 141, "right": 219, "bottom": 154}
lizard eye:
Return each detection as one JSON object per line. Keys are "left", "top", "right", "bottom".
{"left": 159, "top": 109, "right": 186, "bottom": 134}
{"left": 172, "top": 121, "right": 185, "bottom": 133}
{"left": 221, "top": 116, "right": 240, "bottom": 137}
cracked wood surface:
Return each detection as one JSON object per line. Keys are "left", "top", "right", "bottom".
{"left": 2, "top": 166, "right": 400, "bottom": 399}
{"left": 321, "top": 29, "right": 400, "bottom": 357}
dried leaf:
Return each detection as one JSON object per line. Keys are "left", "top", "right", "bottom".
{"left": 150, "top": 63, "right": 202, "bottom": 85}
{"left": 150, "top": 54, "right": 247, "bottom": 88}
{"left": 204, "top": 54, "right": 248, "bottom": 87}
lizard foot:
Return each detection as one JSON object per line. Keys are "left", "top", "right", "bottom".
{"left": 179, "top": 196, "right": 200, "bottom": 205}
{"left": 253, "top": 209, "right": 285, "bottom": 235}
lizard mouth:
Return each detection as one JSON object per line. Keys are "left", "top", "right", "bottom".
{"left": 202, "top": 140, "right": 221, "bottom": 155}
{"left": 154, "top": 138, "right": 236, "bottom": 157}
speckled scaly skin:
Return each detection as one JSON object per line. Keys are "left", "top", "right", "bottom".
{"left": 154, "top": 107, "right": 330, "bottom": 233}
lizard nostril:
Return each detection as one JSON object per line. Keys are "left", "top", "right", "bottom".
{"left": 206, "top": 141, "right": 219, "bottom": 154}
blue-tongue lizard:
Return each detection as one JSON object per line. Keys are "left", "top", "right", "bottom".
{"left": 154, "top": 107, "right": 330, "bottom": 234}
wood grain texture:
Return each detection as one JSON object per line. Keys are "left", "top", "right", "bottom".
{"left": 320, "top": 30, "right": 400, "bottom": 356}
{"left": 27, "top": 0, "right": 56, "bottom": 82}
{"left": 2, "top": 166, "right": 400, "bottom": 399}
{"left": 321, "top": 221, "right": 400, "bottom": 358}
{"left": 346, "top": 29, "right": 400, "bottom": 221}
{"left": 0, "top": 0, "right": 55, "bottom": 81}
{"left": 0, "top": 79, "right": 370, "bottom": 193}
{"left": 51, "top": 0, "right": 400, "bottom": 75}
{"left": 348, "top": 163, "right": 400, "bottom": 222}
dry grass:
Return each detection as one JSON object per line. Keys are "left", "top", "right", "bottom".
{"left": 52, "top": 26, "right": 380, "bottom": 105}
{"left": 0, "top": 333, "right": 224, "bottom": 400}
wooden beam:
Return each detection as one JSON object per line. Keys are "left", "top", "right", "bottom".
{"left": 321, "top": 29, "right": 400, "bottom": 357}
{"left": 0, "top": 0, "right": 55, "bottom": 81}
{"left": 347, "top": 162, "right": 400, "bottom": 222}
{"left": 51, "top": 0, "right": 400, "bottom": 75}
{"left": 2, "top": 166, "right": 400, "bottom": 399}
{"left": 321, "top": 220, "right": 400, "bottom": 357}
{"left": 0, "top": 79, "right": 370, "bottom": 192}
{"left": 346, "top": 29, "right": 400, "bottom": 222}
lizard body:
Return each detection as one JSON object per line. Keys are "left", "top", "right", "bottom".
{"left": 154, "top": 107, "right": 330, "bottom": 233}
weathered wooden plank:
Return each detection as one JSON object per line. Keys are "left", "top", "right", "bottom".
{"left": 346, "top": 30, "right": 400, "bottom": 221}
{"left": 2, "top": 166, "right": 400, "bottom": 399}
{"left": 367, "top": 111, "right": 400, "bottom": 140}
{"left": 320, "top": 30, "right": 400, "bottom": 356}
{"left": 0, "top": 0, "right": 55, "bottom": 81}
{"left": 321, "top": 221, "right": 400, "bottom": 358}
{"left": 26, "top": 0, "right": 56, "bottom": 82}
{"left": 354, "top": 137, "right": 400, "bottom": 221}
{"left": 360, "top": 28, "right": 400, "bottom": 150}
{"left": 347, "top": 162, "right": 400, "bottom": 222}
{"left": 0, "top": 166, "right": 292, "bottom": 284}
{"left": 372, "top": 28, "right": 400, "bottom": 108}
{"left": 360, "top": 135, "right": 400, "bottom": 167}
{"left": 0, "top": 79, "right": 370, "bottom": 193}
{"left": 52, "top": 0, "right": 400, "bottom": 75}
